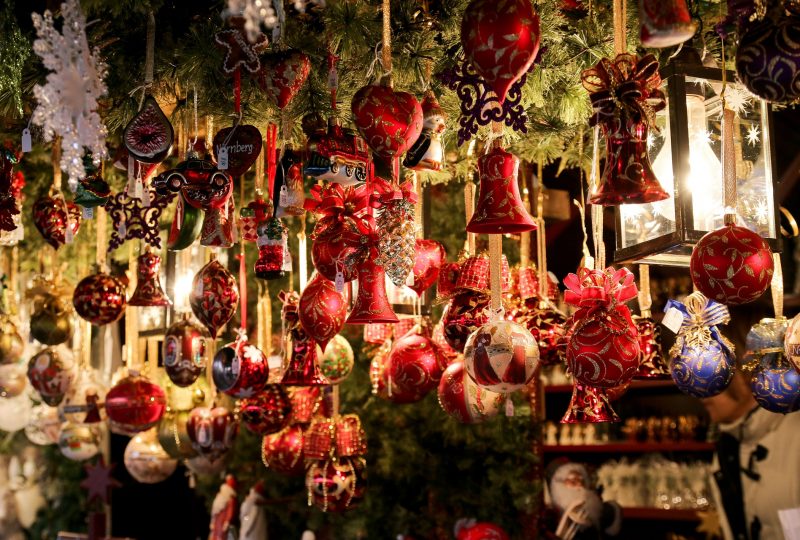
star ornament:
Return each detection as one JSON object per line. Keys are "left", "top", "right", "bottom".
{"left": 214, "top": 16, "right": 269, "bottom": 74}
{"left": 104, "top": 187, "right": 175, "bottom": 252}
{"left": 81, "top": 458, "right": 121, "bottom": 505}
{"left": 747, "top": 124, "right": 761, "bottom": 146}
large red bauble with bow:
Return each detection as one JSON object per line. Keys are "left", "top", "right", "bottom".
{"left": 351, "top": 85, "right": 423, "bottom": 159}
{"left": 240, "top": 385, "right": 292, "bottom": 435}
{"left": 409, "top": 239, "right": 446, "bottom": 296}
{"left": 312, "top": 237, "right": 362, "bottom": 283}
{"left": 564, "top": 268, "right": 641, "bottom": 388}
{"left": 299, "top": 273, "right": 348, "bottom": 351}
{"left": 689, "top": 224, "right": 773, "bottom": 305}
{"left": 33, "top": 195, "right": 81, "bottom": 249}
{"left": 189, "top": 259, "right": 239, "bottom": 339}
{"left": 460, "top": 0, "right": 541, "bottom": 104}
{"left": 105, "top": 374, "right": 167, "bottom": 435}
{"left": 186, "top": 406, "right": 238, "bottom": 462}
{"left": 261, "top": 51, "right": 311, "bottom": 109}
{"left": 386, "top": 323, "right": 448, "bottom": 403}
{"left": 212, "top": 337, "right": 269, "bottom": 399}
{"left": 73, "top": 273, "right": 127, "bottom": 326}
{"left": 262, "top": 424, "right": 305, "bottom": 476}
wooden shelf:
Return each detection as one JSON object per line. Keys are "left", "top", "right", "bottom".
{"left": 542, "top": 441, "right": 715, "bottom": 454}
{"left": 621, "top": 507, "right": 701, "bottom": 521}
{"left": 544, "top": 379, "right": 676, "bottom": 394}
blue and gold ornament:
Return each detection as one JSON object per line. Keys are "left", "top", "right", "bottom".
{"left": 748, "top": 318, "right": 800, "bottom": 414}
{"left": 666, "top": 292, "right": 735, "bottom": 398}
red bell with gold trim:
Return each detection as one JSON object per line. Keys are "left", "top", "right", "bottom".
{"left": 346, "top": 257, "right": 398, "bottom": 325}
{"left": 466, "top": 143, "right": 537, "bottom": 234}
{"left": 128, "top": 250, "right": 172, "bottom": 307}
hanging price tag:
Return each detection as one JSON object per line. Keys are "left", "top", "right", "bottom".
{"left": 65, "top": 225, "right": 73, "bottom": 244}
{"left": 134, "top": 177, "right": 144, "bottom": 199}
{"left": 662, "top": 307, "right": 684, "bottom": 334}
{"left": 82, "top": 206, "right": 93, "bottom": 220}
{"left": 279, "top": 185, "right": 289, "bottom": 208}
{"left": 335, "top": 271, "right": 345, "bottom": 293}
{"left": 21, "top": 128, "right": 32, "bottom": 153}
{"left": 505, "top": 398, "right": 514, "bottom": 417}
{"left": 328, "top": 67, "right": 338, "bottom": 89}
{"left": 217, "top": 146, "right": 229, "bottom": 170}
{"left": 142, "top": 187, "right": 151, "bottom": 207}
{"left": 118, "top": 219, "right": 127, "bottom": 238}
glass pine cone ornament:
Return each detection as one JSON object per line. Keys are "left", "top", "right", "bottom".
{"left": 128, "top": 251, "right": 171, "bottom": 307}
{"left": 375, "top": 194, "right": 417, "bottom": 287}
{"left": 58, "top": 423, "right": 99, "bottom": 461}
{"left": 262, "top": 424, "right": 306, "bottom": 476}
{"left": 299, "top": 273, "right": 348, "bottom": 351}
{"left": 27, "top": 346, "right": 76, "bottom": 406}
{"left": 442, "top": 291, "right": 491, "bottom": 353}
{"left": 72, "top": 272, "right": 127, "bottom": 325}
{"left": 190, "top": 259, "right": 239, "bottom": 338}
{"left": 29, "top": 295, "right": 72, "bottom": 346}
{"left": 212, "top": 338, "right": 269, "bottom": 399}
{"left": 105, "top": 374, "right": 167, "bottom": 435}
{"left": 240, "top": 385, "right": 292, "bottom": 435}
{"left": 306, "top": 457, "right": 367, "bottom": 513}
{"left": 385, "top": 323, "right": 448, "bottom": 403}
{"left": 319, "top": 335, "right": 354, "bottom": 384}
{"left": 0, "top": 315, "right": 24, "bottom": 362}
{"left": 690, "top": 224, "right": 773, "bottom": 305}
{"left": 123, "top": 429, "right": 178, "bottom": 484}
{"left": 466, "top": 144, "right": 537, "bottom": 234}
{"left": 437, "top": 361, "right": 505, "bottom": 423}
{"left": 187, "top": 406, "right": 238, "bottom": 462}
{"left": 464, "top": 319, "right": 540, "bottom": 394}
{"left": 747, "top": 318, "right": 800, "bottom": 414}
{"left": 60, "top": 369, "right": 106, "bottom": 424}
{"left": 460, "top": 0, "right": 541, "bottom": 104}
{"left": 162, "top": 315, "right": 209, "bottom": 387}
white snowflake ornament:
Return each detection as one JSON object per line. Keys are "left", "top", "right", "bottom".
{"left": 31, "top": 0, "right": 107, "bottom": 191}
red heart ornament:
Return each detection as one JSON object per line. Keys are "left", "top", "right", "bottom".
{"left": 261, "top": 51, "right": 311, "bottom": 110}
{"left": 409, "top": 239, "right": 446, "bottom": 297}
{"left": 460, "top": 0, "right": 541, "bottom": 103}
{"left": 351, "top": 85, "right": 423, "bottom": 159}
{"left": 33, "top": 195, "right": 81, "bottom": 249}
{"left": 212, "top": 125, "right": 263, "bottom": 177}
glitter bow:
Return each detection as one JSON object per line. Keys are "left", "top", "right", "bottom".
{"left": 564, "top": 267, "right": 638, "bottom": 309}
{"left": 306, "top": 183, "right": 377, "bottom": 240}
{"left": 666, "top": 291, "right": 734, "bottom": 354}
{"left": 581, "top": 53, "right": 666, "bottom": 133}
{"left": 372, "top": 177, "right": 419, "bottom": 206}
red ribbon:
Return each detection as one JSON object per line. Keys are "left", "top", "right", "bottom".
{"left": 372, "top": 177, "right": 419, "bottom": 206}
{"left": 305, "top": 183, "right": 378, "bottom": 238}
{"left": 233, "top": 68, "right": 241, "bottom": 115}
{"left": 266, "top": 124, "right": 278, "bottom": 200}
{"left": 237, "top": 251, "right": 248, "bottom": 331}
{"left": 564, "top": 267, "right": 638, "bottom": 310}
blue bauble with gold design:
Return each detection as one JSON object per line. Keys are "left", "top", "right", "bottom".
{"left": 748, "top": 318, "right": 800, "bottom": 414}
{"left": 670, "top": 342, "right": 735, "bottom": 398}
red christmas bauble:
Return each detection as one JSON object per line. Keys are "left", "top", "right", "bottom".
{"left": 240, "top": 385, "right": 292, "bottom": 435}
{"left": 566, "top": 312, "right": 641, "bottom": 388}
{"left": 371, "top": 345, "right": 428, "bottom": 404}
{"left": 512, "top": 299, "right": 568, "bottom": 366}
{"left": 386, "top": 324, "right": 447, "bottom": 403}
{"left": 464, "top": 319, "right": 539, "bottom": 393}
{"left": 311, "top": 236, "right": 361, "bottom": 283}
{"left": 457, "top": 522, "right": 510, "bottom": 540}
{"left": 409, "top": 239, "right": 446, "bottom": 297}
{"left": 262, "top": 424, "right": 305, "bottom": 476}
{"left": 72, "top": 273, "right": 127, "bottom": 326}
{"left": 299, "top": 273, "right": 348, "bottom": 351}
{"left": 690, "top": 224, "right": 773, "bottom": 305}
{"left": 437, "top": 361, "right": 505, "bottom": 423}
{"left": 261, "top": 50, "right": 311, "bottom": 109}
{"left": 442, "top": 291, "right": 490, "bottom": 353}
{"left": 186, "top": 406, "right": 238, "bottom": 462}
{"left": 460, "top": 0, "right": 541, "bottom": 103}
{"left": 437, "top": 261, "right": 460, "bottom": 298}
{"left": 212, "top": 338, "right": 269, "bottom": 399}
{"left": 32, "top": 195, "right": 81, "bottom": 249}
{"left": 288, "top": 387, "right": 321, "bottom": 424}
{"left": 306, "top": 457, "right": 367, "bottom": 513}
{"left": 162, "top": 315, "right": 210, "bottom": 387}
{"left": 189, "top": 259, "right": 239, "bottom": 339}
{"left": 105, "top": 374, "right": 167, "bottom": 434}
{"left": 351, "top": 85, "right": 423, "bottom": 158}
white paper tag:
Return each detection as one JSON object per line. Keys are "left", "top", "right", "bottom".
{"left": 65, "top": 226, "right": 73, "bottom": 244}
{"left": 133, "top": 177, "right": 144, "bottom": 199}
{"left": 21, "top": 129, "right": 32, "bottom": 153}
{"left": 505, "top": 398, "right": 514, "bottom": 417}
{"left": 82, "top": 206, "right": 93, "bottom": 220}
{"left": 328, "top": 68, "right": 338, "bottom": 89}
{"left": 779, "top": 508, "right": 800, "bottom": 540}
{"left": 335, "top": 271, "right": 345, "bottom": 293}
{"left": 217, "top": 146, "right": 229, "bottom": 170}
{"left": 118, "top": 220, "right": 127, "bottom": 238}
{"left": 279, "top": 185, "right": 289, "bottom": 208}
{"left": 662, "top": 307, "right": 684, "bottom": 334}
{"left": 142, "top": 187, "right": 151, "bottom": 207}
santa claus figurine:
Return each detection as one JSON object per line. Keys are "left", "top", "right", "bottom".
{"left": 210, "top": 475, "right": 238, "bottom": 540}
{"left": 239, "top": 481, "right": 267, "bottom": 540}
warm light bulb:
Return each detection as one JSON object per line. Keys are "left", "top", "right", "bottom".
{"left": 174, "top": 272, "right": 194, "bottom": 313}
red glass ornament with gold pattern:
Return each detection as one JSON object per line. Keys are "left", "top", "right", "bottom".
{"left": 346, "top": 257, "right": 398, "bottom": 324}
{"left": 212, "top": 337, "right": 269, "bottom": 399}
{"left": 105, "top": 374, "right": 167, "bottom": 434}
{"left": 33, "top": 194, "right": 81, "bottom": 249}
{"left": 128, "top": 250, "right": 172, "bottom": 307}
{"left": 261, "top": 424, "right": 305, "bottom": 476}
{"left": 351, "top": 85, "right": 423, "bottom": 159}
{"left": 186, "top": 406, "right": 238, "bottom": 462}
{"left": 299, "top": 273, "right": 347, "bottom": 351}
{"left": 73, "top": 272, "right": 127, "bottom": 326}
{"left": 240, "top": 385, "right": 292, "bottom": 435}
{"left": 189, "top": 259, "right": 239, "bottom": 339}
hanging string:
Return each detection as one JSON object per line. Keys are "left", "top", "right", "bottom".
{"left": 489, "top": 235, "right": 502, "bottom": 313}
{"left": 266, "top": 124, "right": 278, "bottom": 201}
{"left": 239, "top": 176, "right": 248, "bottom": 332}
{"left": 414, "top": 173, "right": 423, "bottom": 239}
{"left": 192, "top": 86, "right": 199, "bottom": 148}
{"left": 298, "top": 214, "right": 308, "bottom": 291}
{"left": 206, "top": 116, "right": 214, "bottom": 154}
{"left": 587, "top": 126, "right": 603, "bottom": 269}
{"left": 327, "top": 45, "right": 340, "bottom": 111}
{"left": 381, "top": 0, "right": 393, "bottom": 81}
{"left": 721, "top": 110, "right": 737, "bottom": 224}
{"left": 233, "top": 69, "right": 242, "bottom": 116}
{"left": 638, "top": 264, "right": 652, "bottom": 318}
{"left": 612, "top": 0, "right": 627, "bottom": 55}
{"left": 772, "top": 253, "right": 783, "bottom": 319}
{"left": 464, "top": 179, "right": 476, "bottom": 255}
{"left": 125, "top": 242, "right": 140, "bottom": 369}
{"left": 144, "top": 11, "right": 155, "bottom": 86}
{"left": 536, "top": 162, "right": 548, "bottom": 300}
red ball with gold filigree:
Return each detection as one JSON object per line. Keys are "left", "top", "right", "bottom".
{"left": 105, "top": 374, "right": 167, "bottom": 434}
{"left": 240, "top": 385, "right": 292, "bottom": 435}
{"left": 299, "top": 273, "right": 347, "bottom": 352}
{"left": 442, "top": 291, "right": 490, "bottom": 353}
{"left": 351, "top": 85, "right": 423, "bottom": 159}
{"left": 386, "top": 324, "right": 448, "bottom": 402}
{"left": 72, "top": 273, "right": 127, "bottom": 326}
{"left": 306, "top": 456, "right": 367, "bottom": 513}
{"left": 689, "top": 224, "right": 773, "bottom": 305}
{"left": 186, "top": 406, "right": 238, "bottom": 462}
{"left": 262, "top": 424, "right": 305, "bottom": 476}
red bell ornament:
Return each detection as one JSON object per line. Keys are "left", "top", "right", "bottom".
{"left": 299, "top": 273, "right": 347, "bottom": 351}
{"left": 464, "top": 319, "right": 540, "bottom": 394}
{"left": 466, "top": 144, "right": 536, "bottom": 234}
{"left": 72, "top": 272, "right": 127, "bottom": 326}
{"left": 346, "top": 257, "right": 398, "bottom": 324}
{"left": 105, "top": 374, "right": 167, "bottom": 435}
{"left": 437, "top": 361, "right": 505, "bottom": 423}
{"left": 186, "top": 406, "right": 238, "bottom": 462}
{"left": 561, "top": 382, "right": 621, "bottom": 424}
{"left": 190, "top": 259, "right": 239, "bottom": 339}
{"left": 281, "top": 337, "right": 329, "bottom": 386}
{"left": 351, "top": 85, "right": 423, "bottom": 159}
{"left": 262, "top": 425, "right": 305, "bottom": 476}
{"left": 212, "top": 337, "right": 269, "bottom": 399}
{"left": 386, "top": 323, "right": 448, "bottom": 402}
{"left": 689, "top": 224, "right": 773, "bottom": 305}
{"left": 460, "top": 0, "right": 541, "bottom": 104}
{"left": 128, "top": 250, "right": 172, "bottom": 307}
{"left": 639, "top": 0, "right": 697, "bottom": 48}
{"left": 409, "top": 239, "right": 446, "bottom": 297}
{"left": 163, "top": 315, "right": 210, "bottom": 387}
{"left": 240, "top": 385, "right": 292, "bottom": 435}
